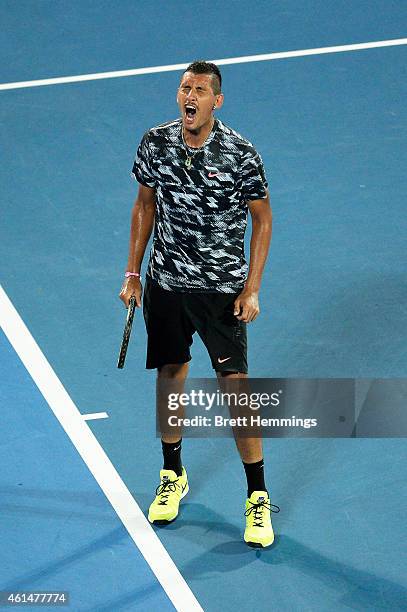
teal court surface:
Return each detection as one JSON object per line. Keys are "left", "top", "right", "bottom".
{"left": 1, "top": 2, "right": 407, "bottom": 610}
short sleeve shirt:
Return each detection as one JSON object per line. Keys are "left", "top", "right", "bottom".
{"left": 131, "top": 118, "right": 268, "bottom": 293}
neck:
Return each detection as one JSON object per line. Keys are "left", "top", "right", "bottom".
{"left": 183, "top": 116, "right": 215, "bottom": 148}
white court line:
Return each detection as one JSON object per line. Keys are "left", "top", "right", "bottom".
{"left": 0, "top": 285, "right": 202, "bottom": 612}
{"left": 0, "top": 37, "right": 406, "bottom": 91}
{"left": 82, "top": 412, "right": 109, "bottom": 420}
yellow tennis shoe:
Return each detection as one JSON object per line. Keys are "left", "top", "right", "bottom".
{"left": 244, "top": 491, "right": 280, "bottom": 548}
{"left": 148, "top": 467, "right": 189, "bottom": 524}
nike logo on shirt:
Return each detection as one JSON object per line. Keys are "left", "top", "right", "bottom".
{"left": 217, "top": 357, "right": 231, "bottom": 363}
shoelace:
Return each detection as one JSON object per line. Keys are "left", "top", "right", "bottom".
{"left": 156, "top": 478, "right": 180, "bottom": 506}
{"left": 244, "top": 499, "right": 280, "bottom": 528}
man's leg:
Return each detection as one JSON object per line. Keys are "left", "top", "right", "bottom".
{"left": 217, "top": 371, "right": 278, "bottom": 548}
{"left": 148, "top": 362, "right": 190, "bottom": 524}
{"left": 180, "top": 290, "right": 279, "bottom": 545}
{"left": 142, "top": 278, "right": 195, "bottom": 524}
{"left": 216, "top": 371, "right": 265, "bottom": 492}
{"left": 158, "top": 362, "right": 189, "bottom": 470}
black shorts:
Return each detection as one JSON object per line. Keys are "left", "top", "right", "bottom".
{"left": 143, "top": 277, "right": 248, "bottom": 373}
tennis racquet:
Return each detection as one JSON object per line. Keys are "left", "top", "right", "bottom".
{"left": 117, "top": 295, "right": 137, "bottom": 369}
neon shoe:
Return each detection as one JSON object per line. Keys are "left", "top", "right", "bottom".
{"left": 148, "top": 467, "right": 189, "bottom": 524}
{"left": 244, "top": 490, "right": 280, "bottom": 548}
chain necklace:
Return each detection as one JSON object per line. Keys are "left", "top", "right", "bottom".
{"left": 181, "top": 119, "right": 215, "bottom": 170}
{"left": 181, "top": 129, "right": 203, "bottom": 169}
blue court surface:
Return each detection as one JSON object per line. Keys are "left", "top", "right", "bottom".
{"left": 1, "top": 2, "right": 407, "bottom": 610}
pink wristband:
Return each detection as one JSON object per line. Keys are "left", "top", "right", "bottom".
{"left": 125, "top": 271, "right": 141, "bottom": 278}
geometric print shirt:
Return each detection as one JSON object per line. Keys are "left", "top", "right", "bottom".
{"left": 131, "top": 117, "right": 268, "bottom": 293}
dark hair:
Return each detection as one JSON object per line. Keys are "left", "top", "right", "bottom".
{"left": 183, "top": 61, "right": 222, "bottom": 94}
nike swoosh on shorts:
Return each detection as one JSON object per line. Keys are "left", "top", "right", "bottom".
{"left": 218, "top": 357, "right": 231, "bottom": 363}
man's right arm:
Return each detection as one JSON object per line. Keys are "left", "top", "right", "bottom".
{"left": 119, "top": 183, "right": 156, "bottom": 308}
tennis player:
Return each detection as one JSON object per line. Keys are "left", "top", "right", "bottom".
{"left": 120, "top": 61, "right": 279, "bottom": 547}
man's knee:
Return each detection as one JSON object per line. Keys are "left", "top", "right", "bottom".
{"left": 157, "top": 362, "right": 189, "bottom": 379}
{"left": 217, "top": 371, "right": 247, "bottom": 379}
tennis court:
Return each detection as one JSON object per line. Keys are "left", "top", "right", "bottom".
{"left": 1, "top": 1, "right": 407, "bottom": 610}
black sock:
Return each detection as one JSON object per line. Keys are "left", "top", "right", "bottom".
{"left": 161, "top": 439, "right": 183, "bottom": 476}
{"left": 243, "top": 459, "right": 267, "bottom": 497}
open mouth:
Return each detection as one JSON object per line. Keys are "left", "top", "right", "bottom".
{"left": 184, "top": 104, "right": 197, "bottom": 123}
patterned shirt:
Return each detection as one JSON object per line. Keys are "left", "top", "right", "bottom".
{"left": 131, "top": 117, "right": 268, "bottom": 293}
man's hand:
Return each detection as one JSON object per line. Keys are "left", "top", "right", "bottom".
{"left": 119, "top": 277, "right": 142, "bottom": 308}
{"left": 234, "top": 290, "right": 260, "bottom": 323}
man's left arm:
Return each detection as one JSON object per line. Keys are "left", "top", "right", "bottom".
{"left": 234, "top": 191, "right": 272, "bottom": 323}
